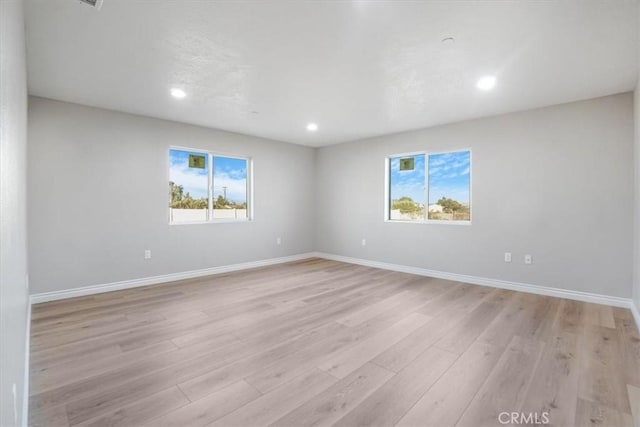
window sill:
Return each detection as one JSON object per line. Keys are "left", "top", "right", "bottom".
{"left": 169, "top": 219, "right": 252, "bottom": 225}
{"left": 384, "top": 219, "right": 472, "bottom": 226}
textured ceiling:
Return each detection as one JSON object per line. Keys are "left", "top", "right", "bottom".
{"left": 25, "top": 0, "right": 638, "bottom": 146}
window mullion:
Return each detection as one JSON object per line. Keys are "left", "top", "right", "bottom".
{"left": 386, "top": 158, "right": 390, "bottom": 221}
{"left": 208, "top": 153, "right": 214, "bottom": 222}
{"left": 424, "top": 152, "right": 429, "bottom": 223}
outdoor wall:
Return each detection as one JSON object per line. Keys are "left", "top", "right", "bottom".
{"left": 316, "top": 93, "right": 634, "bottom": 298}
{"left": 0, "top": 0, "right": 30, "bottom": 425}
{"left": 28, "top": 97, "right": 316, "bottom": 294}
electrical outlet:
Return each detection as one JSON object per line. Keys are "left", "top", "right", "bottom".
{"left": 276, "top": 237, "right": 281, "bottom": 245}
{"left": 361, "top": 238, "right": 367, "bottom": 247}
{"left": 504, "top": 252, "right": 512, "bottom": 263}
{"left": 144, "top": 250, "right": 151, "bottom": 260}
{"left": 524, "top": 254, "right": 532, "bottom": 265}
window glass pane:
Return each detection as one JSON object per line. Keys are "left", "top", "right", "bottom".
{"left": 213, "top": 156, "right": 248, "bottom": 220}
{"left": 389, "top": 154, "right": 425, "bottom": 221}
{"left": 169, "top": 149, "right": 209, "bottom": 223}
{"left": 428, "top": 151, "right": 471, "bottom": 221}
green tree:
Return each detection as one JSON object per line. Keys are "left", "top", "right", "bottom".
{"left": 182, "top": 192, "right": 195, "bottom": 208}
{"left": 180, "top": 193, "right": 207, "bottom": 209}
{"left": 170, "top": 182, "right": 233, "bottom": 210}
{"left": 437, "top": 197, "right": 463, "bottom": 213}
{"left": 169, "top": 181, "right": 184, "bottom": 207}
{"left": 436, "top": 197, "right": 469, "bottom": 219}
{"left": 214, "top": 195, "right": 229, "bottom": 209}
{"left": 169, "top": 183, "right": 207, "bottom": 209}
{"left": 391, "top": 196, "right": 424, "bottom": 218}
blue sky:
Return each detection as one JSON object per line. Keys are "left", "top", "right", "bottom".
{"left": 389, "top": 150, "right": 470, "bottom": 205}
{"left": 169, "top": 149, "right": 247, "bottom": 203}
{"left": 169, "top": 149, "right": 208, "bottom": 199}
{"left": 212, "top": 156, "right": 247, "bottom": 204}
{"left": 390, "top": 154, "right": 425, "bottom": 204}
{"left": 428, "top": 151, "right": 470, "bottom": 204}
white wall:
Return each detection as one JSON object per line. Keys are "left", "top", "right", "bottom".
{"left": 0, "top": 0, "right": 29, "bottom": 426}
{"left": 28, "top": 97, "right": 316, "bottom": 294}
{"left": 634, "top": 5, "right": 640, "bottom": 314}
{"left": 635, "top": 85, "right": 640, "bottom": 312}
{"left": 316, "top": 93, "right": 634, "bottom": 298}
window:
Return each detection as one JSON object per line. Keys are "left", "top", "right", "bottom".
{"left": 388, "top": 154, "right": 426, "bottom": 221}
{"left": 387, "top": 150, "right": 471, "bottom": 223}
{"left": 169, "top": 148, "right": 250, "bottom": 223}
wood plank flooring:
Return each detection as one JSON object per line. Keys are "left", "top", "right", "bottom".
{"left": 29, "top": 258, "right": 640, "bottom": 427}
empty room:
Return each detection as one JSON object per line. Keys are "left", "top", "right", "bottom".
{"left": 2, "top": 0, "right": 640, "bottom": 426}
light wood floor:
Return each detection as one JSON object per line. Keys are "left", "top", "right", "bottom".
{"left": 29, "top": 258, "right": 640, "bottom": 427}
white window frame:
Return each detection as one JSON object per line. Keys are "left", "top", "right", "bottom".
{"left": 384, "top": 149, "right": 472, "bottom": 225}
{"left": 169, "top": 146, "right": 253, "bottom": 225}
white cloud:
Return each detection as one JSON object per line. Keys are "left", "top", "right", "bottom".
{"left": 391, "top": 181, "right": 425, "bottom": 204}
{"left": 169, "top": 165, "right": 208, "bottom": 198}
{"left": 429, "top": 154, "right": 470, "bottom": 179}
{"left": 213, "top": 171, "right": 247, "bottom": 203}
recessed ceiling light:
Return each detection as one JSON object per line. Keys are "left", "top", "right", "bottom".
{"left": 306, "top": 123, "right": 318, "bottom": 132}
{"left": 170, "top": 88, "right": 186, "bottom": 99}
{"left": 476, "top": 76, "right": 496, "bottom": 91}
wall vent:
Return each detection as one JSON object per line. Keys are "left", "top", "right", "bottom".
{"left": 79, "top": 0, "right": 104, "bottom": 10}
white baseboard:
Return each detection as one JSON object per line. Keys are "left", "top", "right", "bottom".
{"left": 313, "top": 252, "right": 637, "bottom": 312}
{"left": 22, "top": 301, "right": 31, "bottom": 427}
{"left": 29, "top": 252, "right": 316, "bottom": 304}
{"left": 28, "top": 250, "right": 640, "bottom": 333}
{"left": 631, "top": 302, "right": 640, "bottom": 333}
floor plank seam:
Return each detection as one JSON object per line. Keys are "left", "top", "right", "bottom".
{"left": 366, "top": 360, "right": 397, "bottom": 376}
{"left": 176, "top": 383, "right": 195, "bottom": 403}
{"left": 243, "top": 378, "right": 266, "bottom": 396}
{"left": 389, "top": 349, "right": 464, "bottom": 427}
